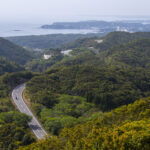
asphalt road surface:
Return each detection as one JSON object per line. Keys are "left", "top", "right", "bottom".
{"left": 12, "top": 83, "right": 47, "bottom": 139}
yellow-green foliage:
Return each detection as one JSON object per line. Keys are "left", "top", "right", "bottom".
{"left": 18, "top": 137, "right": 64, "bottom": 150}
{"left": 18, "top": 97, "right": 150, "bottom": 150}
{"left": 60, "top": 120, "right": 150, "bottom": 150}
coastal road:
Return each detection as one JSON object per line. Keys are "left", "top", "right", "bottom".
{"left": 12, "top": 83, "right": 47, "bottom": 139}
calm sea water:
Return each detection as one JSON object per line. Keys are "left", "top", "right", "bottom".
{"left": 0, "top": 23, "right": 99, "bottom": 37}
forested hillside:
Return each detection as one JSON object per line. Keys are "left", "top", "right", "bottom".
{"left": 19, "top": 32, "right": 150, "bottom": 149}
{"left": 0, "top": 57, "right": 24, "bottom": 75}
{"left": 102, "top": 39, "right": 150, "bottom": 68}
{"left": 26, "top": 65, "right": 150, "bottom": 111}
{"left": 18, "top": 97, "right": 150, "bottom": 150}
{"left": 1, "top": 31, "right": 150, "bottom": 150}
{"left": 0, "top": 38, "right": 33, "bottom": 64}
{"left": 25, "top": 33, "right": 150, "bottom": 113}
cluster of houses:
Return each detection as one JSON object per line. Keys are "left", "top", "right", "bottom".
{"left": 43, "top": 49, "right": 72, "bottom": 60}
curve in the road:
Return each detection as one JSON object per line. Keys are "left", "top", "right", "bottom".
{"left": 12, "top": 83, "right": 47, "bottom": 139}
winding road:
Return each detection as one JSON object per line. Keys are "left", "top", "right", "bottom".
{"left": 11, "top": 83, "right": 47, "bottom": 139}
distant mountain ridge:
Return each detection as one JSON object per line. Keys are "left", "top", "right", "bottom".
{"left": 41, "top": 20, "right": 150, "bottom": 32}
{"left": 6, "top": 33, "right": 104, "bottom": 49}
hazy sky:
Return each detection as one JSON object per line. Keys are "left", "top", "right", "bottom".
{"left": 0, "top": 0, "right": 150, "bottom": 23}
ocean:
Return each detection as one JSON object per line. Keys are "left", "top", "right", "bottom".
{"left": 0, "top": 23, "right": 98, "bottom": 37}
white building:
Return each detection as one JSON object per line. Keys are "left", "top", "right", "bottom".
{"left": 43, "top": 54, "right": 51, "bottom": 60}
{"left": 95, "top": 39, "right": 103, "bottom": 43}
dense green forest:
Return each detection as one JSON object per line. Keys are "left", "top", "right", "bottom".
{"left": 20, "top": 32, "right": 150, "bottom": 149}
{"left": 1, "top": 31, "right": 150, "bottom": 149}
{"left": 26, "top": 65, "right": 150, "bottom": 110}
{"left": 18, "top": 97, "right": 150, "bottom": 150}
